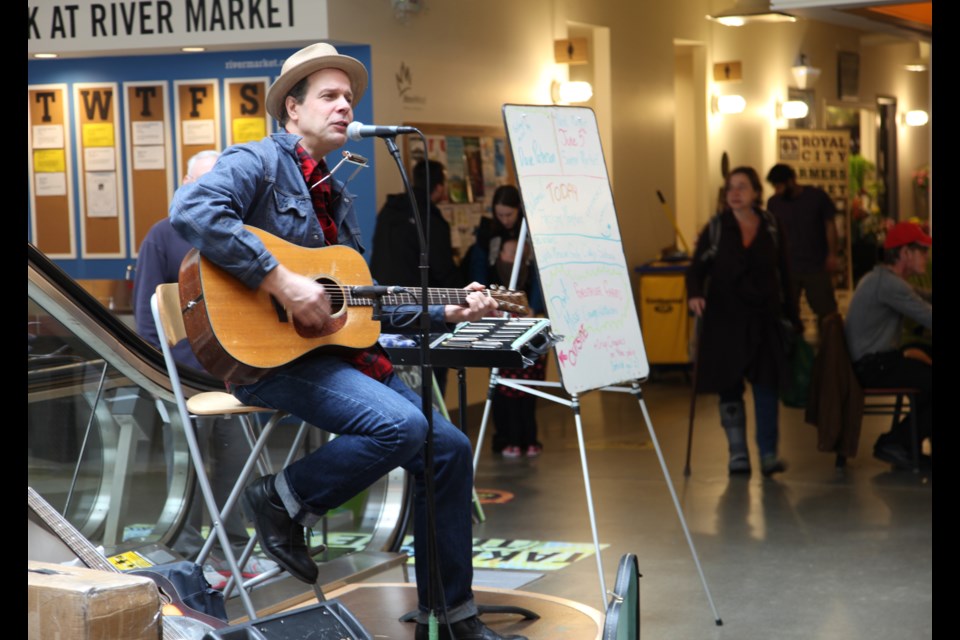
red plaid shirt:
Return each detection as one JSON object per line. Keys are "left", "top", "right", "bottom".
{"left": 296, "top": 145, "right": 393, "bottom": 382}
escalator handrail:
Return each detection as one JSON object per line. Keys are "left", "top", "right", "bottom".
{"left": 28, "top": 242, "right": 224, "bottom": 391}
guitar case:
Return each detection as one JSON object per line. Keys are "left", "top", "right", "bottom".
{"left": 602, "top": 553, "right": 641, "bottom": 640}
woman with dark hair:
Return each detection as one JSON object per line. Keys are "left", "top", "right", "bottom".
{"left": 685, "top": 166, "right": 800, "bottom": 477}
{"left": 465, "top": 185, "right": 546, "bottom": 458}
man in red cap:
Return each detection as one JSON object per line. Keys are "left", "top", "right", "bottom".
{"left": 845, "top": 221, "right": 932, "bottom": 470}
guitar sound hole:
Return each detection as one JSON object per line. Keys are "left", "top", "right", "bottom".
{"left": 316, "top": 278, "right": 345, "bottom": 315}
{"left": 291, "top": 278, "right": 345, "bottom": 340}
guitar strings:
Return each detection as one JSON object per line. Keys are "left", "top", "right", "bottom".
{"left": 320, "top": 287, "right": 520, "bottom": 307}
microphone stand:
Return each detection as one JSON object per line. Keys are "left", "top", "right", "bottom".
{"left": 382, "top": 133, "right": 448, "bottom": 637}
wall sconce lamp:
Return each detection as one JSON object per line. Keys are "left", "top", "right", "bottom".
{"left": 778, "top": 100, "right": 809, "bottom": 120}
{"left": 902, "top": 110, "right": 929, "bottom": 127}
{"left": 791, "top": 54, "right": 821, "bottom": 89}
{"left": 551, "top": 80, "right": 594, "bottom": 104}
{"left": 712, "top": 94, "right": 746, "bottom": 114}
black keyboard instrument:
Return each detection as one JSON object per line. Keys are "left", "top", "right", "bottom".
{"left": 385, "top": 317, "right": 561, "bottom": 369}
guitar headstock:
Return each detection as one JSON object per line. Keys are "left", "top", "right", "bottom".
{"left": 487, "top": 286, "right": 531, "bottom": 316}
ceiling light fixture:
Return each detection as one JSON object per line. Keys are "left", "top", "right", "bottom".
{"left": 706, "top": 0, "right": 796, "bottom": 26}
{"left": 904, "top": 41, "right": 930, "bottom": 72}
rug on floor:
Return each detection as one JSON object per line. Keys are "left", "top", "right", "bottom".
{"left": 312, "top": 532, "right": 607, "bottom": 572}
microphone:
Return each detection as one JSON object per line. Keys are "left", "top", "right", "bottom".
{"left": 346, "top": 122, "right": 419, "bottom": 141}
{"left": 351, "top": 285, "right": 408, "bottom": 297}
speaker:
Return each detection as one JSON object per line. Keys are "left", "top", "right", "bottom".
{"left": 201, "top": 599, "right": 372, "bottom": 640}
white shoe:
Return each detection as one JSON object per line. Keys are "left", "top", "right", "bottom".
{"left": 206, "top": 555, "right": 279, "bottom": 582}
{"left": 240, "top": 556, "right": 279, "bottom": 576}
{"left": 202, "top": 564, "right": 227, "bottom": 590}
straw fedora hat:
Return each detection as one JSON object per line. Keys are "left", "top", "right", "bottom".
{"left": 266, "top": 42, "right": 368, "bottom": 121}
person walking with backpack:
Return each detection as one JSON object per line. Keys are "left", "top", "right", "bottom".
{"left": 685, "top": 166, "right": 801, "bottom": 477}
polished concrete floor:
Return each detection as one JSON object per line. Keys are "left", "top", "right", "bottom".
{"left": 358, "top": 370, "right": 933, "bottom": 640}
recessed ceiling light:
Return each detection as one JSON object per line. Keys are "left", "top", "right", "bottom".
{"left": 182, "top": 47, "right": 206, "bottom": 52}
{"left": 34, "top": 53, "right": 58, "bottom": 59}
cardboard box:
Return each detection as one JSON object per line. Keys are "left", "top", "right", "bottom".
{"left": 28, "top": 561, "right": 161, "bottom": 640}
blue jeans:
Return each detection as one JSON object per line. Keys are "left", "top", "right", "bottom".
{"left": 720, "top": 381, "right": 780, "bottom": 458}
{"left": 233, "top": 356, "right": 477, "bottom": 623}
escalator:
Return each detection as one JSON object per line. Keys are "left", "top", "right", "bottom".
{"left": 27, "top": 242, "right": 411, "bottom": 616}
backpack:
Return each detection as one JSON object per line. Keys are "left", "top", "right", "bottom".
{"left": 699, "top": 208, "right": 779, "bottom": 264}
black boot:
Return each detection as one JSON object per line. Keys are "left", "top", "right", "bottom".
{"left": 241, "top": 475, "right": 318, "bottom": 584}
{"left": 414, "top": 615, "right": 527, "bottom": 640}
{"left": 720, "top": 400, "right": 751, "bottom": 475}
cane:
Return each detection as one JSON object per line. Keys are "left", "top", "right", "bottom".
{"left": 683, "top": 313, "right": 704, "bottom": 477}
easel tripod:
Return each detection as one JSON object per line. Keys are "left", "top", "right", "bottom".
{"left": 473, "top": 218, "right": 722, "bottom": 624}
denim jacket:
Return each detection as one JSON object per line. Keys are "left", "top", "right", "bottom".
{"left": 170, "top": 132, "right": 447, "bottom": 332}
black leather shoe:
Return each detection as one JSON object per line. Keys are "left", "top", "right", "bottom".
{"left": 414, "top": 615, "right": 528, "bottom": 640}
{"left": 241, "top": 475, "right": 318, "bottom": 584}
{"left": 873, "top": 440, "right": 916, "bottom": 471}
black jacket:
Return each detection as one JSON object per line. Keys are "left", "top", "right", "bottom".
{"left": 369, "top": 193, "right": 465, "bottom": 289}
{"left": 685, "top": 209, "right": 799, "bottom": 393}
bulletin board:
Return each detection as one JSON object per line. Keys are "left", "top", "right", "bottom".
{"left": 27, "top": 45, "right": 375, "bottom": 280}
{"left": 402, "top": 123, "right": 515, "bottom": 260}
{"left": 502, "top": 104, "right": 649, "bottom": 394}
{"left": 123, "top": 80, "right": 175, "bottom": 256}
{"left": 74, "top": 82, "right": 125, "bottom": 257}
{"left": 28, "top": 83, "right": 76, "bottom": 258}
{"left": 174, "top": 79, "right": 221, "bottom": 186}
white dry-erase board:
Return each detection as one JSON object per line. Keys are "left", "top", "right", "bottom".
{"left": 502, "top": 104, "right": 649, "bottom": 394}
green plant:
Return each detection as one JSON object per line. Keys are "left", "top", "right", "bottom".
{"left": 848, "top": 153, "right": 887, "bottom": 243}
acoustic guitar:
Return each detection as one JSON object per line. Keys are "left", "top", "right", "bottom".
{"left": 178, "top": 225, "right": 530, "bottom": 384}
{"left": 27, "top": 487, "right": 228, "bottom": 640}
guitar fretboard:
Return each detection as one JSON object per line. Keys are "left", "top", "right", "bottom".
{"left": 27, "top": 487, "right": 116, "bottom": 574}
{"left": 346, "top": 287, "right": 473, "bottom": 307}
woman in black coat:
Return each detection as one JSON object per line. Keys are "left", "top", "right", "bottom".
{"left": 685, "top": 166, "right": 800, "bottom": 477}
{"left": 464, "top": 185, "right": 546, "bottom": 458}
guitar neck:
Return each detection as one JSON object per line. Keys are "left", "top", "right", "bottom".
{"left": 27, "top": 487, "right": 117, "bottom": 574}
{"left": 347, "top": 287, "right": 470, "bottom": 307}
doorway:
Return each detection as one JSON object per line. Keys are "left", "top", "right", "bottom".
{"left": 673, "top": 41, "right": 708, "bottom": 255}
{"left": 876, "top": 95, "right": 899, "bottom": 219}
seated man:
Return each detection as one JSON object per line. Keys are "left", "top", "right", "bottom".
{"left": 169, "top": 42, "right": 525, "bottom": 640}
{"left": 845, "top": 221, "right": 932, "bottom": 470}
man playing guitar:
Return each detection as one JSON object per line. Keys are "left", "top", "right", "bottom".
{"left": 170, "top": 42, "right": 525, "bottom": 640}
